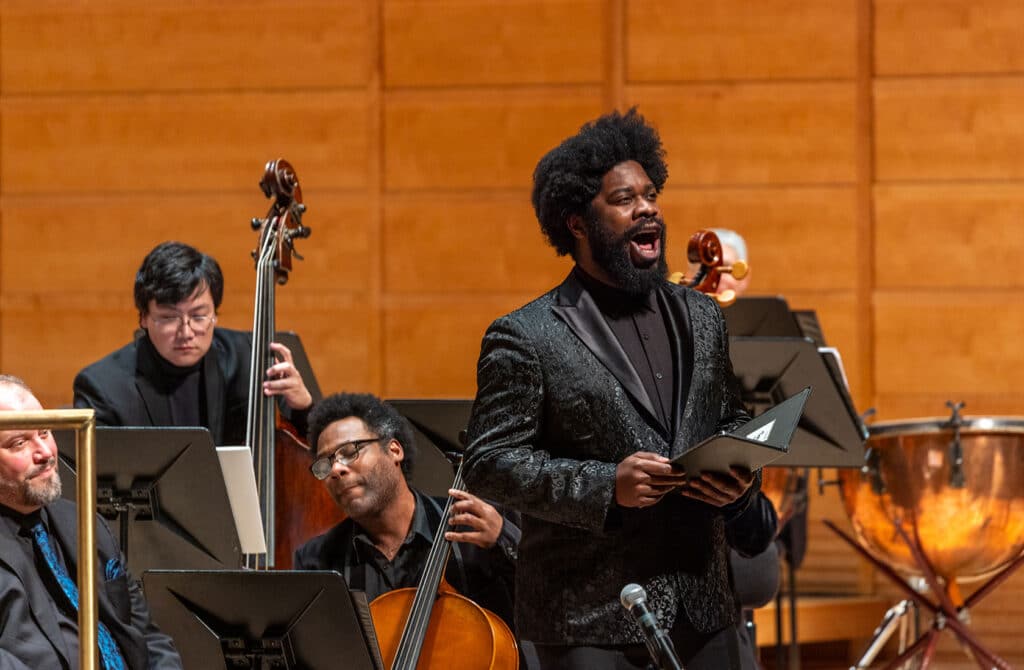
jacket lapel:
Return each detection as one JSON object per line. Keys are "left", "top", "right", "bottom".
{"left": 670, "top": 289, "right": 713, "bottom": 457}
{"left": 0, "top": 526, "right": 70, "bottom": 663}
{"left": 49, "top": 502, "right": 145, "bottom": 669}
{"left": 550, "top": 272, "right": 661, "bottom": 424}
{"left": 659, "top": 286, "right": 694, "bottom": 450}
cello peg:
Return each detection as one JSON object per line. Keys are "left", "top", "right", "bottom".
{"left": 714, "top": 289, "right": 737, "bottom": 307}
{"left": 251, "top": 217, "right": 263, "bottom": 231}
{"left": 725, "top": 259, "right": 749, "bottom": 280}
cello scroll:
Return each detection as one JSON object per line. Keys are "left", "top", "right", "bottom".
{"left": 667, "top": 229, "right": 748, "bottom": 306}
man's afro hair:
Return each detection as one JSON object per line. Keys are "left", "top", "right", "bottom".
{"left": 531, "top": 108, "right": 668, "bottom": 256}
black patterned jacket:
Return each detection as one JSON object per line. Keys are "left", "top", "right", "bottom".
{"left": 463, "top": 270, "right": 761, "bottom": 646}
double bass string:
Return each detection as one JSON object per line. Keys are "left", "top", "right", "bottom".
{"left": 245, "top": 224, "right": 279, "bottom": 569}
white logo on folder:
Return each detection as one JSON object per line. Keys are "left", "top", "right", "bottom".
{"left": 746, "top": 419, "right": 776, "bottom": 443}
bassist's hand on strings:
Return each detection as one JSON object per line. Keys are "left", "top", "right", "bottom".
{"left": 444, "top": 488, "right": 504, "bottom": 549}
{"left": 263, "top": 341, "right": 313, "bottom": 410}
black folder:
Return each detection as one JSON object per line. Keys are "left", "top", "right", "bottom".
{"left": 673, "top": 387, "right": 811, "bottom": 475}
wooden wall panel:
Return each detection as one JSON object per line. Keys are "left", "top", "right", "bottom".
{"left": 277, "top": 298, "right": 376, "bottom": 398}
{"left": 384, "top": 0, "right": 603, "bottom": 87}
{"left": 0, "top": 299, "right": 136, "bottom": 409}
{"left": 384, "top": 90, "right": 604, "bottom": 191}
{"left": 0, "top": 93, "right": 370, "bottom": 194}
{"left": 875, "top": 184, "right": 1024, "bottom": 289}
{"left": 875, "top": 292, "right": 1024, "bottom": 396}
{"left": 383, "top": 193, "right": 566, "bottom": 294}
{"left": 875, "top": 78, "right": 1024, "bottom": 181}
{"left": 660, "top": 187, "right": 858, "bottom": 291}
{"left": 0, "top": 196, "right": 372, "bottom": 296}
{"left": 382, "top": 296, "right": 537, "bottom": 397}
{"left": 0, "top": 1, "right": 372, "bottom": 93}
{"left": 874, "top": 393, "right": 1024, "bottom": 421}
{"left": 875, "top": 0, "right": 1024, "bottom": 75}
{"left": 631, "top": 83, "right": 857, "bottom": 185}
{"left": 627, "top": 0, "right": 857, "bottom": 82}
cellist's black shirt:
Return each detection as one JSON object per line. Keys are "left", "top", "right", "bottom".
{"left": 293, "top": 488, "right": 520, "bottom": 630}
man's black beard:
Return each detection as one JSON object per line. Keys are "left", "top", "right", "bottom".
{"left": 584, "top": 213, "right": 668, "bottom": 298}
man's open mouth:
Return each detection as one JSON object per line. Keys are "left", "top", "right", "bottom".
{"left": 628, "top": 226, "right": 662, "bottom": 266}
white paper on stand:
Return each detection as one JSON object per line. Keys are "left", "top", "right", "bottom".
{"left": 215, "top": 446, "right": 268, "bottom": 555}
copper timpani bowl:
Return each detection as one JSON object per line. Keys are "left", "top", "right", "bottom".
{"left": 838, "top": 417, "right": 1024, "bottom": 582}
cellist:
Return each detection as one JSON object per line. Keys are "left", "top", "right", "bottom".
{"left": 73, "top": 241, "right": 314, "bottom": 445}
{"left": 293, "top": 392, "right": 518, "bottom": 632}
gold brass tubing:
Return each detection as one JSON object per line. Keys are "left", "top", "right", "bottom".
{"left": 0, "top": 409, "right": 97, "bottom": 670}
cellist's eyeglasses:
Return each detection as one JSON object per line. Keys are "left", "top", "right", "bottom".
{"left": 310, "top": 437, "right": 381, "bottom": 480}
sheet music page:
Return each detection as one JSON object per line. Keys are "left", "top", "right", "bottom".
{"left": 215, "top": 446, "right": 268, "bottom": 555}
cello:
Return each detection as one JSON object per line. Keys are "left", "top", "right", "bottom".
{"left": 247, "top": 158, "right": 341, "bottom": 567}
{"left": 368, "top": 464, "right": 519, "bottom": 670}
{"left": 667, "top": 228, "right": 748, "bottom": 307}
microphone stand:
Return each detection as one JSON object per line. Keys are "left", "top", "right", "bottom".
{"left": 620, "top": 584, "right": 684, "bottom": 670}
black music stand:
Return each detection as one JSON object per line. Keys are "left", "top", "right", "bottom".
{"left": 724, "top": 296, "right": 805, "bottom": 339}
{"left": 386, "top": 399, "right": 473, "bottom": 497}
{"left": 724, "top": 297, "right": 867, "bottom": 670}
{"left": 729, "top": 337, "right": 866, "bottom": 469}
{"left": 143, "top": 570, "right": 382, "bottom": 670}
{"left": 56, "top": 427, "right": 242, "bottom": 577}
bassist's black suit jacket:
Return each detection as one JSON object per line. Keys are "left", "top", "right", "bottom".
{"left": 0, "top": 499, "right": 181, "bottom": 670}
{"left": 73, "top": 328, "right": 306, "bottom": 445}
{"left": 464, "top": 272, "right": 767, "bottom": 646}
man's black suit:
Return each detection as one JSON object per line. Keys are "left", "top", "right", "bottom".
{"left": 0, "top": 499, "right": 181, "bottom": 670}
{"left": 73, "top": 328, "right": 304, "bottom": 446}
{"left": 464, "top": 272, "right": 768, "bottom": 651}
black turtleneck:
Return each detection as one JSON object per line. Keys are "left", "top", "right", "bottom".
{"left": 572, "top": 266, "right": 676, "bottom": 432}
{"left": 137, "top": 333, "right": 205, "bottom": 428}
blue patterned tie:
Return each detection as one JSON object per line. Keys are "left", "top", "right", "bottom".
{"left": 31, "top": 522, "right": 127, "bottom": 670}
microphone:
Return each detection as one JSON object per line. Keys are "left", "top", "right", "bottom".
{"left": 620, "top": 583, "right": 684, "bottom": 670}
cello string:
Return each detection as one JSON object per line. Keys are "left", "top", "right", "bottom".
{"left": 393, "top": 465, "right": 465, "bottom": 669}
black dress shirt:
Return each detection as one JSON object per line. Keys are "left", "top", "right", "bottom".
{"left": 573, "top": 267, "right": 677, "bottom": 433}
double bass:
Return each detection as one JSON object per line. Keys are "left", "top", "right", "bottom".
{"left": 247, "top": 159, "right": 341, "bottom": 567}
{"left": 369, "top": 464, "right": 519, "bottom": 670}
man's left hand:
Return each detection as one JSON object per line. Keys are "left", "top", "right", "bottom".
{"left": 677, "top": 467, "right": 754, "bottom": 507}
{"left": 445, "top": 489, "right": 504, "bottom": 549}
{"left": 263, "top": 342, "right": 313, "bottom": 410}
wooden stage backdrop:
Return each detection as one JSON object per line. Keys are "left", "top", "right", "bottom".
{"left": 1, "top": 1, "right": 1022, "bottom": 666}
